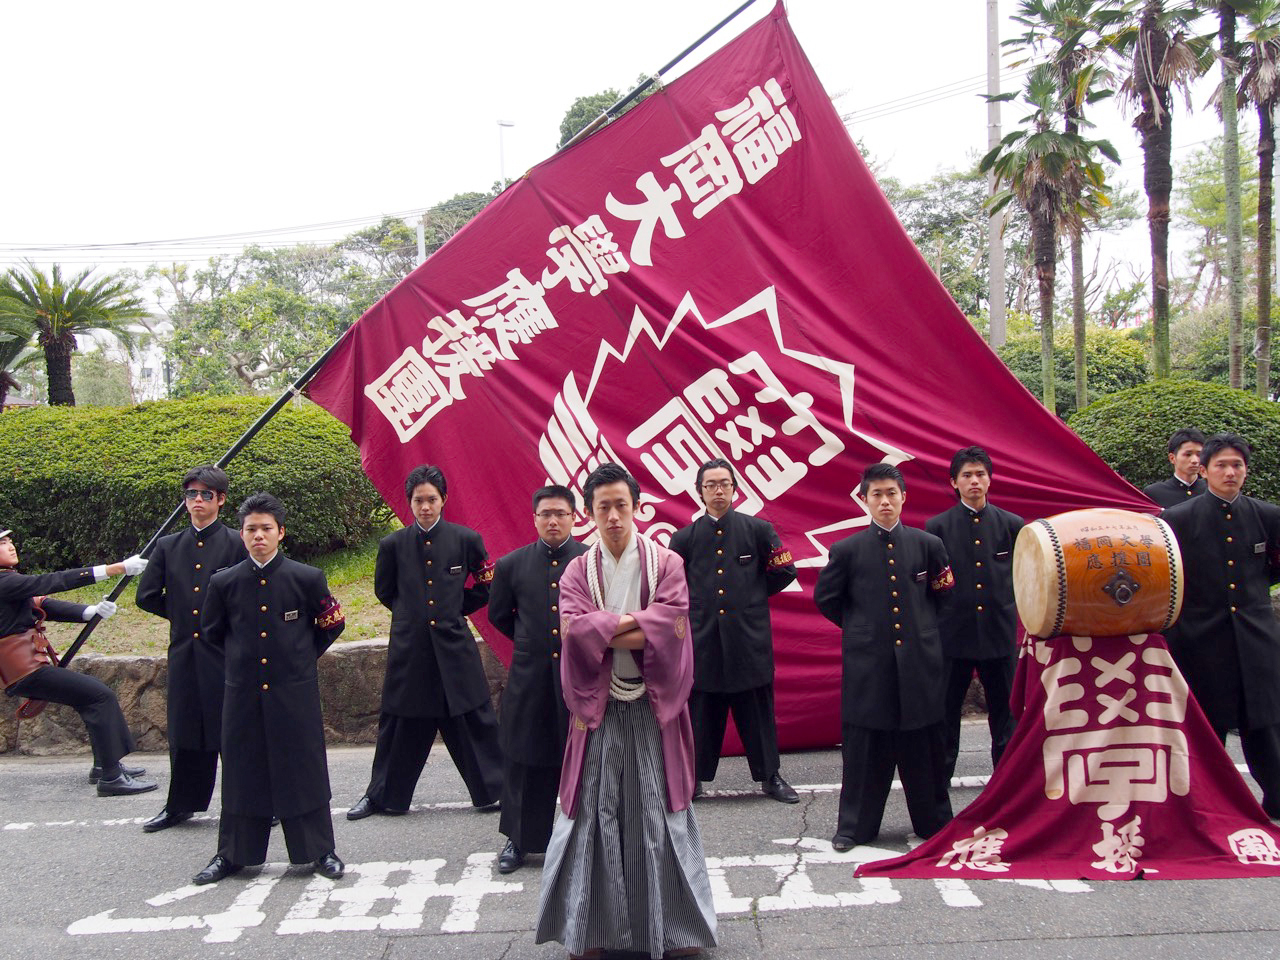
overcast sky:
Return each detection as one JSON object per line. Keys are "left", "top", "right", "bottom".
{"left": 4, "top": 0, "right": 1226, "bottom": 280}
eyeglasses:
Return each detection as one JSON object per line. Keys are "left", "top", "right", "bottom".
{"left": 183, "top": 489, "right": 216, "bottom": 502}
{"left": 701, "top": 481, "right": 734, "bottom": 491}
{"left": 536, "top": 510, "right": 573, "bottom": 520}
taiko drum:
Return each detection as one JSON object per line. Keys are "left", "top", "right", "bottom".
{"left": 1013, "top": 508, "right": 1184, "bottom": 638}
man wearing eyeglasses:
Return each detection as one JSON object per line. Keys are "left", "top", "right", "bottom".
{"left": 485, "top": 485, "right": 587, "bottom": 874}
{"left": 669, "top": 458, "right": 799, "bottom": 803}
{"left": 136, "top": 465, "right": 247, "bottom": 833}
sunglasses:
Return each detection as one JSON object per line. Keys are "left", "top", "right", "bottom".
{"left": 183, "top": 489, "right": 217, "bottom": 502}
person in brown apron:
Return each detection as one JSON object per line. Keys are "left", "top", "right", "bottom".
{"left": 0, "top": 527, "right": 156, "bottom": 796}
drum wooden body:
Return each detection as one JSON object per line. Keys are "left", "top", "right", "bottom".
{"left": 1014, "top": 508, "right": 1184, "bottom": 638}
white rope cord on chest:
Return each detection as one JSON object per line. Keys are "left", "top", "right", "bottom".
{"left": 588, "top": 536, "right": 661, "bottom": 701}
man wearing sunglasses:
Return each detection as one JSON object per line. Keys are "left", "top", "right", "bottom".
{"left": 669, "top": 458, "right": 799, "bottom": 803}
{"left": 136, "top": 466, "right": 247, "bottom": 833}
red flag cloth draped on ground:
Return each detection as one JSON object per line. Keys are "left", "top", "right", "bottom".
{"left": 305, "top": 2, "right": 1154, "bottom": 752}
{"left": 857, "top": 632, "right": 1280, "bottom": 880}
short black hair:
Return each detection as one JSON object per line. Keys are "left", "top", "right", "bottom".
{"left": 533, "top": 484, "right": 576, "bottom": 512}
{"left": 1167, "top": 428, "right": 1206, "bottom": 455}
{"left": 1201, "top": 432, "right": 1251, "bottom": 468}
{"left": 859, "top": 462, "right": 905, "bottom": 497}
{"left": 405, "top": 464, "right": 447, "bottom": 501}
{"left": 182, "top": 465, "right": 229, "bottom": 495}
{"left": 695, "top": 458, "right": 737, "bottom": 491}
{"left": 237, "top": 492, "right": 286, "bottom": 528}
{"left": 583, "top": 463, "right": 640, "bottom": 511}
{"left": 949, "top": 446, "right": 993, "bottom": 481}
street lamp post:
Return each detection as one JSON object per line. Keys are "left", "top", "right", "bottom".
{"left": 497, "top": 120, "right": 515, "bottom": 188}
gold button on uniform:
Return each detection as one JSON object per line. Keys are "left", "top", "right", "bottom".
{"left": 891, "top": 590, "right": 899, "bottom": 598}
{"left": 260, "top": 605, "right": 267, "bottom": 612}
{"left": 717, "top": 568, "right": 723, "bottom": 575}
{"left": 719, "top": 609, "right": 725, "bottom": 615}
{"left": 717, "top": 530, "right": 723, "bottom": 536}
{"left": 974, "top": 539, "right": 982, "bottom": 545}
{"left": 718, "top": 588, "right": 725, "bottom": 595}
{"left": 895, "top": 639, "right": 903, "bottom": 646}
{"left": 888, "top": 558, "right": 895, "bottom": 566}
{"left": 716, "top": 549, "right": 723, "bottom": 556}
{"left": 551, "top": 604, "right": 558, "bottom": 612}
{"left": 552, "top": 560, "right": 559, "bottom": 567}
{"left": 260, "top": 658, "right": 268, "bottom": 665}
{"left": 193, "top": 631, "right": 200, "bottom": 639}
{"left": 261, "top": 683, "right": 269, "bottom": 691}
{"left": 552, "top": 628, "right": 559, "bottom": 636}
{"left": 428, "top": 599, "right": 435, "bottom": 606}
{"left": 890, "top": 575, "right": 897, "bottom": 582}
{"left": 892, "top": 606, "right": 900, "bottom": 614}
{"left": 976, "top": 583, "right": 984, "bottom": 590}
{"left": 977, "top": 605, "right": 984, "bottom": 612}
{"left": 195, "top": 563, "right": 202, "bottom": 570}
{"left": 894, "top": 623, "right": 901, "bottom": 630}
{"left": 260, "top": 631, "right": 267, "bottom": 638}
{"left": 193, "top": 586, "right": 200, "bottom": 592}
{"left": 1232, "top": 606, "right": 1238, "bottom": 613}
{"left": 976, "top": 561, "right": 983, "bottom": 568}
{"left": 192, "top": 609, "right": 199, "bottom": 616}
{"left": 197, "top": 541, "right": 204, "bottom": 548}
{"left": 552, "top": 652, "right": 560, "bottom": 660}
{"left": 1227, "top": 537, "right": 1234, "bottom": 543}
{"left": 551, "top": 581, "right": 558, "bottom": 589}
{"left": 429, "top": 619, "right": 436, "bottom": 626}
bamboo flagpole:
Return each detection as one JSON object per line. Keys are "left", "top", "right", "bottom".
{"left": 559, "top": 0, "right": 762, "bottom": 150}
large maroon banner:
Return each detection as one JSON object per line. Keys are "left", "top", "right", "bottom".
{"left": 306, "top": 2, "right": 1152, "bottom": 751}
{"left": 857, "top": 633, "right": 1280, "bottom": 879}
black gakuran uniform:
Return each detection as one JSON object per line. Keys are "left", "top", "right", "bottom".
{"left": 363, "top": 520, "right": 502, "bottom": 810}
{"left": 925, "top": 501, "right": 1023, "bottom": 778}
{"left": 135, "top": 521, "right": 246, "bottom": 813}
{"left": 1162, "top": 491, "right": 1280, "bottom": 816}
{"left": 487, "top": 535, "right": 587, "bottom": 853}
{"left": 0, "top": 566, "right": 135, "bottom": 774}
{"left": 202, "top": 553, "right": 344, "bottom": 865}
{"left": 668, "top": 509, "right": 797, "bottom": 784}
{"left": 814, "top": 522, "right": 955, "bottom": 843}
{"left": 1143, "top": 475, "right": 1207, "bottom": 509}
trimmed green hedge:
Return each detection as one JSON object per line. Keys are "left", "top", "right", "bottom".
{"left": 1069, "top": 380, "right": 1280, "bottom": 504}
{"left": 998, "top": 328, "right": 1151, "bottom": 418}
{"left": 0, "top": 396, "right": 383, "bottom": 570}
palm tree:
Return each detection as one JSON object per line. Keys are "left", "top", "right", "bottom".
{"left": 1238, "top": 0, "right": 1280, "bottom": 397}
{"left": 0, "top": 318, "right": 34, "bottom": 408}
{"left": 1113, "top": 0, "right": 1209, "bottom": 378}
{"left": 981, "top": 63, "right": 1119, "bottom": 410}
{"left": 1007, "top": 0, "right": 1117, "bottom": 411}
{"left": 0, "top": 262, "right": 149, "bottom": 406}
{"left": 1217, "top": 1, "right": 1247, "bottom": 388}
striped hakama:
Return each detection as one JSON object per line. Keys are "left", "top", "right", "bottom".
{"left": 536, "top": 693, "right": 717, "bottom": 958}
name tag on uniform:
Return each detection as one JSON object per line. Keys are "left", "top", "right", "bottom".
{"left": 284, "top": 610, "right": 299, "bottom": 621}
{"left": 1256, "top": 542, "right": 1267, "bottom": 554}
{"left": 914, "top": 570, "right": 927, "bottom": 582}
{"left": 215, "top": 565, "right": 232, "bottom": 573}
{"left": 995, "top": 550, "right": 1010, "bottom": 560}
{"left": 450, "top": 564, "right": 463, "bottom": 574}
{"left": 737, "top": 554, "right": 753, "bottom": 564}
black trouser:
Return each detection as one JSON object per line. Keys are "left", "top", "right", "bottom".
{"left": 498, "top": 757, "right": 560, "bottom": 853}
{"left": 7, "top": 666, "right": 134, "bottom": 773}
{"left": 166, "top": 748, "right": 219, "bottom": 813}
{"left": 1211, "top": 722, "right": 1280, "bottom": 818}
{"left": 365, "top": 704, "right": 504, "bottom": 810}
{"left": 217, "top": 804, "right": 334, "bottom": 866}
{"left": 689, "top": 684, "right": 780, "bottom": 783}
{"left": 836, "top": 722, "right": 953, "bottom": 844}
{"left": 942, "top": 654, "right": 1016, "bottom": 780}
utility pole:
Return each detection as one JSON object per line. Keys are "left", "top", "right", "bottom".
{"left": 987, "top": 0, "right": 1007, "bottom": 348}
{"left": 416, "top": 216, "right": 427, "bottom": 266}
{"left": 498, "top": 120, "right": 515, "bottom": 188}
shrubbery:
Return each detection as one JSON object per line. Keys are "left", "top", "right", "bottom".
{"left": 1069, "top": 380, "right": 1280, "bottom": 503}
{"left": 0, "top": 396, "right": 383, "bottom": 570}
{"left": 998, "top": 328, "right": 1151, "bottom": 418}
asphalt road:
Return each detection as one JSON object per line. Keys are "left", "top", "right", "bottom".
{"left": 3, "top": 723, "right": 1279, "bottom": 959}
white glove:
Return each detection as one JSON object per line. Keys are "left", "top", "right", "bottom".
{"left": 122, "top": 555, "right": 148, "bottom": 576}
{"left": 83, "top": 599, "right": 118, "bottom": 621}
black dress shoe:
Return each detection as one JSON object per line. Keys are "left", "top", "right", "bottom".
{"left": 692, "top": 781, "right": 705, "bottom": 800}
{"left": 497, "top": 839, "right": 524, "bottom": 874}
{"left": 314, "top": 852, "right": 345, "bottom": 880}
{"left": 762, "top": 773, "right": 800, "bottom": 804}
{"left": 831, "top": 835, "right": 855, "bottom": 852}
{"left": 271, "top": 816, "right": 281, "bottom": 827}
{"left": 89, "top": 762, "right": 145, "bottom": 784}
{"left": 346, "top": 795, "right": 381, "bottom": 820}
{"left": 97, "top": 771, "right": 159, "bottom": 797}
{"left": 193, "top": 855, "right": 242, "bottom": 885}
{"left": 143, "top": 809, "right": 194, "bottom": 833}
